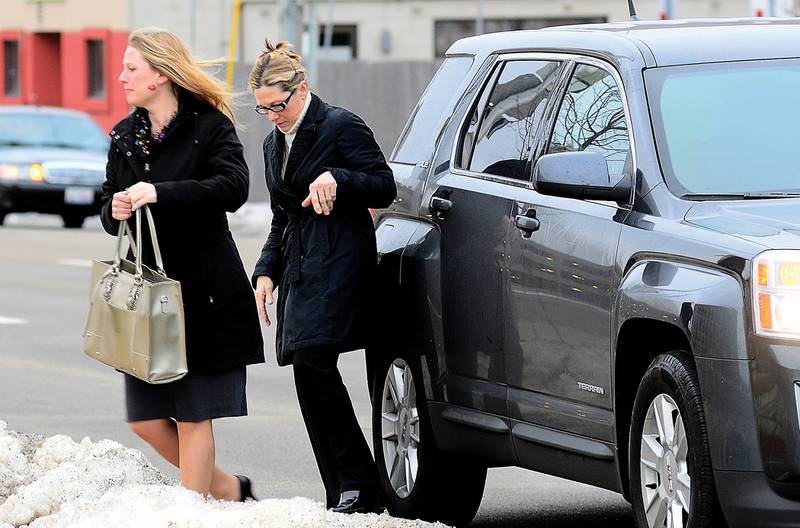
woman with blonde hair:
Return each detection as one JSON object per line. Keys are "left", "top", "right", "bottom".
{"left": 250, "top": 40, "right": 395, "bottom": 513}
{"left": 100, "top": 27, "right": 264, "bottom": 501}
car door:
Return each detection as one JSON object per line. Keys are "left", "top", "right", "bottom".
{"left": 505, "top": 59, "right": 633, "bottom": 443}
{"left": 426, "top": 57, "right": 566, "bottom": 416}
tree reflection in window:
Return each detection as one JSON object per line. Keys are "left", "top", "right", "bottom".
{"left": 549, "top": 64, "right": 630, "bottom": 180}
{"left": 467, "top": 61, "right": 562, "bottom": 180}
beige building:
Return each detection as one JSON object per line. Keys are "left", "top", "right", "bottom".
{"left": 4, "top": 0, "right": 798, "bottom": 65}
{"left": 127, "top": 0, "right": 794, "bottom": 63}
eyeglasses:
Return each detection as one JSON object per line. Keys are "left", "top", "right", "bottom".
{"left": 255, "top": 88, "right": 296, "bottom": 115}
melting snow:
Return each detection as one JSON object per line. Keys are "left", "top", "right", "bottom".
{"left": 0, "top": 421, "right": 448, "bottom": 528}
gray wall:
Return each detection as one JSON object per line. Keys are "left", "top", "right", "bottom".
{"left": 233, "top": 60, "right": 441, "bottom": 201}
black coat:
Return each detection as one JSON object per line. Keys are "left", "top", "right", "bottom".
{"left": 100, "top": 94, "right": 265, "bottom": 373}
{"left": 252, "top": 94, "right": 396, "bottom": 366}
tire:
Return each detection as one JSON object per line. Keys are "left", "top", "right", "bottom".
{"left": 629, "top": 352, "right": 725, "bottom": 528}
{"left": 61, "top": 213, "right": 85, "bottom": 229}
{"left": 372, "top": 355, "right": 487, "bottom": 527}
{"left": 0, "top": 210, "right": 6, "bottom": 226}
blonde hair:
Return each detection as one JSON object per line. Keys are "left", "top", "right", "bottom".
{"left": 129, "top": 27, "right": 235, "bottom": 122}
{"left": 248, "top": 39, "right": 307, "bottom": 92}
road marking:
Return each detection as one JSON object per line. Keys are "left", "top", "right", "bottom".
{"left": 57, "top": 258, "right": 93, "bottom": 268}
{"left": 0, "top": 316, "right": 27, "bottom": 325}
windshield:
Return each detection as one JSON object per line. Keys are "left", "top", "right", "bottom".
{"left": 0, "top": 113, "right": 108, "bottom": 152}
{"left": 645, "top": 59, "right": 800, "bottom": 197}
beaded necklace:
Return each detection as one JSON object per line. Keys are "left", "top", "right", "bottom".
{"left": 133, "top": 110, "right": 178, "bottom": 159}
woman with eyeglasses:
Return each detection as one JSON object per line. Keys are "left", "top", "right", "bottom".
{"left": 249, "top": 40, "right": 396, "bottom": 514}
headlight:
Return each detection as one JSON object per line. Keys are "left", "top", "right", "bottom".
{"left": 28, "top": 163, "right": 45, "bottom": 182}
{"left": 753, "top": 250, "right": 800, "bottom": 338}
{"left": 0, "top": 164, "right": 20, "bottom": 180}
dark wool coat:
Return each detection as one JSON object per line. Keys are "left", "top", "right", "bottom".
{"left": 100, "top": 93, "right": 265, "bottom": 373}
{"left": 252, "top": 94, "right": 396, "bottom": 366}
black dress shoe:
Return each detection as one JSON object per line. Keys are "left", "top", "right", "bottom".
{"left": 235, "top": 475, "right": 257, "bottom": 502}
{"left": 329, "top": 490, "right": 383, "bottom": 514}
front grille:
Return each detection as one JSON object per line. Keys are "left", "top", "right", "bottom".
{"left": 45, "top": 163, "right": 105, "bottom": 186}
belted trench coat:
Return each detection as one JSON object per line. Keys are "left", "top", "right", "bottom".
{"left": 252, "top": 94, "right": 396, "bottom": 366}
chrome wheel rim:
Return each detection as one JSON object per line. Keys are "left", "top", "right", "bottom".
{"left": 380, "top": 358, "right": 420, "bottom": 498}
{"left": 640, "top": 393, "right": 691, "bottom": 528}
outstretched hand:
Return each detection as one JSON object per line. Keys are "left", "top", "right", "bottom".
{"left": 302, "top": 171, "right": 336, "bottom": 215}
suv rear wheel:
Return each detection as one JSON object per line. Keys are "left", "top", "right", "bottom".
{"left": 629, "top": 352, "right": 725, "bottom": 528}
{"left": 372, "top": 356, "right": 487, "bottom": 527}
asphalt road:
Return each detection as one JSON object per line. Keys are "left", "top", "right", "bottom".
{"left": 0, "top": 213, "right": 634, "bottom": 527}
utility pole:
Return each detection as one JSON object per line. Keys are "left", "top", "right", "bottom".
{"left": 323, "top": 0, "right": 336, "bottom": 50}
{"left": 659, "top": 0, "right": 675, "bottom": 19}
{"left": 306, "top": 0, "right": 319, "bottom": 84}
{"left": 476, "top": 0, "right": 485, "bottom": 35}
{"left": 280, "top": 0, "right": 302, "bottom": 45}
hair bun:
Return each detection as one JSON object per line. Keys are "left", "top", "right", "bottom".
{"left": 261, "top": 39, "right": 302, "bottom": 63}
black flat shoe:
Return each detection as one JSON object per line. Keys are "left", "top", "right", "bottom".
{"left": 329, "top": 490, "right": 383, "bottom": 514}
{"left": 236, "top": 474, "right": 257, "bottom": 502}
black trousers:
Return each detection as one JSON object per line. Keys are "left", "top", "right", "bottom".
{"left": 293, "top": 347, "right": 378, "bottom": 508}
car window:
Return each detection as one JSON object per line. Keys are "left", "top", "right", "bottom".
{"left": 548, "top": 64, "right": 630, "bottom": 180}
{"left": 461, "top": 60, "right": 562, "bottom": 180}
{"left": 0, "top": 113, "right": 108, "bottom": 152}
{"left": 392, "top": 56, "right": 474, "bottom": 165}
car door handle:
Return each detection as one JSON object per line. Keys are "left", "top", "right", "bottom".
{"left": 429, "top": 197, "right": 453, "bottom": 218}
{"left": 515, "top": 214, "right": 540, "bottom": 235}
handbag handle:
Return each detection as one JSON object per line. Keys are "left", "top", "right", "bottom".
{"left": 113, "top": 205, "right": 166, "bottom": 276}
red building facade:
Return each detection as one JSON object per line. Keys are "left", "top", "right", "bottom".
{"left": 0, "top": 29, "right": 129, "bottom": 131}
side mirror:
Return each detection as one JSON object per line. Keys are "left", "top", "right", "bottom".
{"left": 534, "top": 151, "right": 632, "bottom": 203}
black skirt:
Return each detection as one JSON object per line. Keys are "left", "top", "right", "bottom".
{"left": 124, "top": 368, "right": 247, "bottom": 423}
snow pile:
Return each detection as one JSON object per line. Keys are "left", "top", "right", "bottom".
{"left": 0, "top": 422, "right": 449, "bottom": 528}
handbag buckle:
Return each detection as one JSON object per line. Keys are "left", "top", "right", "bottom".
{"left": 102, "top": 270, "right": 118, "bottom": 302}
{"left": 127, "top": 277, "right": 144, "bottom": 311}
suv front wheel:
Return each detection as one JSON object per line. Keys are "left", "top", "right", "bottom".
{"left": 372, "top": 355, "right": 487, "bottom": 527}
{"left": 629, "top": 352, "right": 725, "bottom": 528}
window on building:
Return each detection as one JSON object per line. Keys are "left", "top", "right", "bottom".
{"left": 4, "top": 41, "right": 20, "bottom": 97}
{"left": 318, "top": 25, "right": 357, "bottom": 60}
{"left": 434, "top": 17, "right": 607, "bottom": 57}
{"left": 87, "top": 40, "right": 105, "bottom": 98}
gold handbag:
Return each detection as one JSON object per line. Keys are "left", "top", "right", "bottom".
{"left": 84, "top": 205, "right": 187, "bottom": 384}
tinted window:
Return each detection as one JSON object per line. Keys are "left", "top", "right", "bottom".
{"left": 463, "top": 60, "right": 561, "bottom": 180}
{"left": 392, "top": 56, "right": 474, "bottom": 165}
{"left": 646, "top": 59, "right": 800, "bottom": 196}
{"left": 0, "top": 113, "right": 108, "bottom": 152}
{"left": 548, "top": 64, "right": 630, "bottom": 180}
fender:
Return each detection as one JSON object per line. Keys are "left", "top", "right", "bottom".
{"left": 616, "top": 258, "right": 748, "bottom": 361}
{"left": 615, "top": 257, "right": 761, "bottom": 472}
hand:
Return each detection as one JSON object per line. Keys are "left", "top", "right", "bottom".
{"left": 111, "top": 191, "right": 132, "bottom": 221}
{"left": 301, "top": 171, "right": 336, "bottom": 215}
{"left": 127, "top": 182, "right": 158, "bottom": 211}
{"left": 255, "top": 275, "right": 274, "bottom": 326}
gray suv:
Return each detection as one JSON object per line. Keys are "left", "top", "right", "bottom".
{"left": 370, "top": 18, "right": 800, "bottom": 528}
